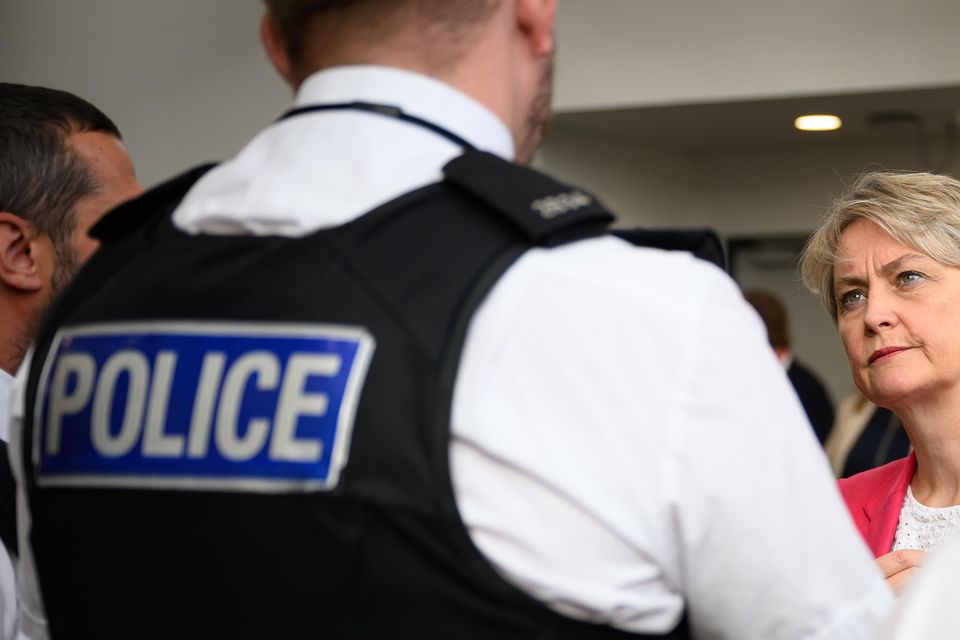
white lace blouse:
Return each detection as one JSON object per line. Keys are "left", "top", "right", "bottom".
{"left": 893, "top": 486, "right": 960, "bottom": 552}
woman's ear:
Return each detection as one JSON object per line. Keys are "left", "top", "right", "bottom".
{"left": 0, "top": 212, "right": 43, "bottom": 292}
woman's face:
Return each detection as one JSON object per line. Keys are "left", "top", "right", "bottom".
{"left": 835, "top": 219, "right": 960, "bottom": 409}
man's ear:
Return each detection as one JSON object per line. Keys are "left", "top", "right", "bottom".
{"left": 515, "top": 0, "right": 556, "bottom": 58}
{"left": 0, "top": 212, "right": 43, "bottom": 292}
{"left": 260, "top": 12, "right": 296, "bottom": 88}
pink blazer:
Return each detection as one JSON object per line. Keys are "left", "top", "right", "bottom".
{"left": 837, "top": 453, "right": 916, "bottom": 557}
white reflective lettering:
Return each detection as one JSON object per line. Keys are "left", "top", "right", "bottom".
{"left": 216, "top": 352, "right": 278, "bottom": 461}
{"left": 46, "top": 353, "right": 97, "bottom": 456}
{"left": 92, "top": 350, "right": 149, "bottom": 457}
{"left": 142, "top": 351, "right": 183, "bottom": 457}
{"left": 187, "top": 352, "right": 226, "bottom": 458}
{"left": 270, "top": 353, "right": 340, "bottom": 462}
{"left": 530, "top": 190, "right": 592, "bottom": 219}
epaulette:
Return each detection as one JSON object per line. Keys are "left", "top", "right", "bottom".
{"left": 443, "top": 151, "right": 613, "bottom": 247}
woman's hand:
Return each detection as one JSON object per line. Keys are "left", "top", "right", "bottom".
{"left": 876, "top": 549, "right": 926, "bottom": 595}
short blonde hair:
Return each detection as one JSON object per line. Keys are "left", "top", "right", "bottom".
{"left": 800, "top": 171, "right": 960, "bottom": 320}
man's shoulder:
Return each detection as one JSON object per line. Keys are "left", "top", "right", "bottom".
{"left": 521, "top": 233, "right": 732, "bottom": 295}
{"left": 497, "top": 233, "right": 743, "bottom": 337}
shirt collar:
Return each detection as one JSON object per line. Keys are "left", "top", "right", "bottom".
{"left": 0, "top": 368, "right": 13, "bottom": 443}
{"left": 293, "top": 65, "right": 515, "bottom": 161}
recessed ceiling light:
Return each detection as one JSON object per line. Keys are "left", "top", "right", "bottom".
{"left": 795, "top": 114, "right": 842, "bottom": 132}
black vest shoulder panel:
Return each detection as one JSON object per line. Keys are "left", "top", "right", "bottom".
{"left": 23, "top": 152, "right": 699, "bottom": 639}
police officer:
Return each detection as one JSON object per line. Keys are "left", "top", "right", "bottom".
{"left": 13, "top": 1, "right": 892, "bottom": 638}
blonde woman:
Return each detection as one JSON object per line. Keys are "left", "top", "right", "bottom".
{"left": 801, "top": 171, "right": 960, "bottom": 589}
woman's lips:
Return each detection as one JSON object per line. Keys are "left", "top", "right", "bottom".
{"left": 869, "top": 346, "right": 910, "bottom": 365}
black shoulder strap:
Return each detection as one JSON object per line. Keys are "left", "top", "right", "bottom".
{"left": 443, "top": 151, "right": 614, "bottom": 247}
{"left": 89, "top": 163, "right": 218, "bottom": 243}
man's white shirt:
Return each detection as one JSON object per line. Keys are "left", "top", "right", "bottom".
{"left": 11, "top": 65, "right": 892, "bottom": 638}
{"left": 0, "top": 370, "right": 13, "bottom": 444}
{"left": 0, "top": 370, "right": 16, "bottom": 640}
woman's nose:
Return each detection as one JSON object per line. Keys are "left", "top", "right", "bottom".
{"left": 863, "top": 289, "right": 898, "bottom": 333}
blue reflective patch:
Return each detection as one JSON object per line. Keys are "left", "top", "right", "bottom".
{"left": 34, "top": 322, "right": 375, "bottom": 492}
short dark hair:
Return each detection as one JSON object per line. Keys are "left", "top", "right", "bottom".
{"left": 743, "top": 289, "right": 790, "bottom": 349}
{"left": 0, "top": 83, "right": 121, "bottom": 249}
{"left": 262, "top": 0, "right": 501, "bottom": 78}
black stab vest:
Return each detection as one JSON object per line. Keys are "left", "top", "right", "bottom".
{"left": 22, "top": 151, "right": 714, "bottom": 639}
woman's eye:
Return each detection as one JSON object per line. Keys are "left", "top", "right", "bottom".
{"left": 898, "top": 270, "right": 924, "bottom": 286}
{"left": 840, "top": 289, "right": 865, "bottom": 309}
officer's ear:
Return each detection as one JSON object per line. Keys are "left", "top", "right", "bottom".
{"left": 260, "top": 12, "right": 296, "bottom": 88}
{"left": 515, "top": 0, "right": 556, "bottom": 58}
{"left": 0, "top": 212, "right": 44, "bottom": 292}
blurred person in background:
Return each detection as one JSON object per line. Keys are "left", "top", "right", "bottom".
{"left": 743, "top": 288, "right": 835, "bottom": 443}
{"left": 827, "top": 390, "right": 910, "bottom": 478}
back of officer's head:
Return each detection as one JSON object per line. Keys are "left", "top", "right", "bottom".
{"left": 261, "top": 0, "right": 503, "bottom": 84}
{"left": 0, "top": 83, "right": 121, "bottom": 258}
{"left": 259, "top": 0, "right": 554, "bottom": 164}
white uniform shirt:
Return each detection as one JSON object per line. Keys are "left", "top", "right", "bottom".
{"left": 12, "top": 65, "right": 892, "bottom": 639}
{"left": 0, "top": 370, "right": 16, "bottom": 640}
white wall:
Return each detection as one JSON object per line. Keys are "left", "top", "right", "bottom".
{"left": 539, "top": 128, "right": 960, "bottom": 235}
{"left": 0, "top": 0, "right": 288, "bottom": 186}
{"left": 694, "top": 140, "right": 960, "bottom": 235}
{"left": 535, "top": 130, "right": 699, "bottom": 226}
{"left": 554, "top": 0, "right": 960, "bottom": 110}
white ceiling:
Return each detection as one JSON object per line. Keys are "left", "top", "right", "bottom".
{"left": 550, "top": 84, "right": 960, "bottom": 150}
